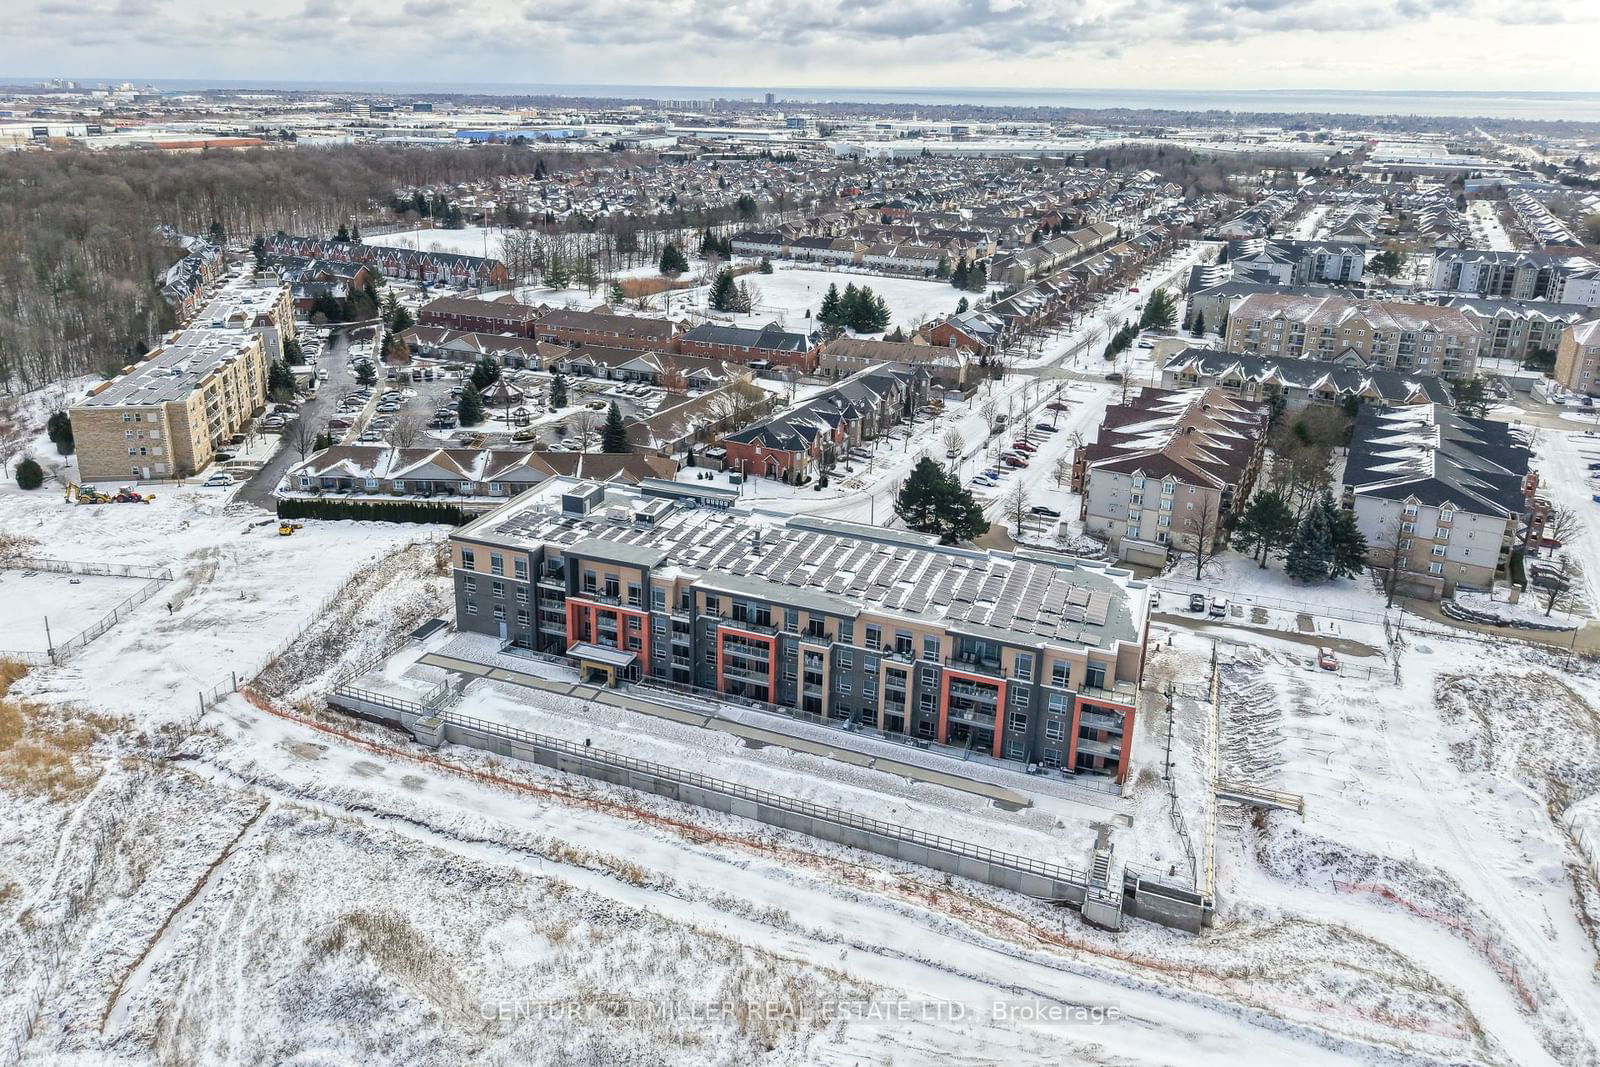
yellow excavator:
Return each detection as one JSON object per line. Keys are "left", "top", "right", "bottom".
{"left": 64, "top": 483, "right": 111, "bottom": 505}
{"left": 278, "top": 522, "right": 305, "bottom": 536}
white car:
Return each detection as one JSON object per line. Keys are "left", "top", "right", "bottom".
{"left": 203, "top": 472, "right": 235, "bottom": 487}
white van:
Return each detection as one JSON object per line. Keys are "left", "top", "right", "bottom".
{"left": 204, "top": 472, "right": 235, "bottom": 487}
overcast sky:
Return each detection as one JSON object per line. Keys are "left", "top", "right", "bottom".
{"left": 10, "top": 0, "right": 1600, "bottom": 93}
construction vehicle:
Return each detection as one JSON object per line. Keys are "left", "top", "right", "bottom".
{"left": 114, "top": 486, "right": 154, "bottom": 503}
{"left": 64, "top": 483, "right": 112, "bottom": 505}
{"left": 277, "top": 522, "right": 305, "bottom": 536}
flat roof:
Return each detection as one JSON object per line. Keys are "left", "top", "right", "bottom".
{"left": 461, "top": 479, "right": 1146, "bottom": 652}
{"left": 77, "top": 331, "right": 258, "bottom": 408}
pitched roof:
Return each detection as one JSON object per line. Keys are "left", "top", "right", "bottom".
{"left": 1344, "top": 404, "right": 1531, "bottom": 517}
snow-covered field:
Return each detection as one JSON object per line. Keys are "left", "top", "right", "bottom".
{"left": 363, "top": 225, "right": 503, "bottom": 259}
{"left": 5, "top": 355, "right": 1600, "bottom": 1064}
{"left": 0, "top": 569, "right": 151, "bottom": 654}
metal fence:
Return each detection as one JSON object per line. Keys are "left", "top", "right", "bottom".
{"left": 434, "top": 703, "right": 1094, "bottom": 892}
{"left": 2, "top": 557, "right": 175, "bottom": 664}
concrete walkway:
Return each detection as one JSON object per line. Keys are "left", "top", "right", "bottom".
{"left": 417, "top": 652, "right": 1035, "bottom": 809}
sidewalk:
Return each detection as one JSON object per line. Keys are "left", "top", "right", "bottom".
{"left": 417, "top": 650, "right": 1042, "bottom": 809}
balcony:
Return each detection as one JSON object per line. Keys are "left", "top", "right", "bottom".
{"left": 723, "top": 664, "right": 771, "bottom": 684}
{"left": 947, "top": 705, "right": 997, "bottom": 726}
{"left": 1079, "top": 708, "right": 1126, "bottom": 732}
{"left": 1075, "top": 735, "right": 1121, "bottom": 760}
{"left": 1078, "top": 679, "right": 1139, "bottom": 707}
{"left": 725, "top": 616, "right": 778, "bottom": 636}
{"left": 576, "top": 588, "right": 620, "bottom": 607}
{"left": 945, "top": 652, "right": 1002, "bottom": 675}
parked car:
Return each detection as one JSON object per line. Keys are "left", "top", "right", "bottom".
{"left": 1317, "top": 647, "right": 1339, "bottom": 671}
{"left": 1012, "top": 441, "right": 1038, "bottom": 453}
{"left": 203, "top": 472, "right": 235, "bottom": 487}
{"left": 1047, "top": 402, "right": 1072, "bottom": 412}
{"left": 972, "top": 476, "right": 995, "bottom": 487}
{"left": 1105, "top": 372, "right": 1124, "bottom": 382}
{"left": 1208, "top": 597, "right": 1228, "bottom": 618}
{"left": 1188, "top": 592, "right": 1207, "bottom": 612}
{"left": 1001, "top": 454, "right": 1028, "bottom": 468}
{"left": 1034, "top": 422, "right": 1059, "bottom": 432}
{"left": 1030, "top": 505, "right": 1062, "bottom": 518}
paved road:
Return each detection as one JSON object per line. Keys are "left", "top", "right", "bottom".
{"left": 417, "top": 651, "right": 1035, "bottom": 808}
{"left": 238, "top": 330, "right": 356, "bottom": 510}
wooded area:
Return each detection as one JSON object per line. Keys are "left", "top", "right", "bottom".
{"left": 0, "top": 144, "right": 585, "bottom": 394}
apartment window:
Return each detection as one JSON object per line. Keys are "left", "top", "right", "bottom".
{"left": 1428, "top": 562, "right": 1444, "bottom": 575}
{"left": 627, "top": 583, "right": 641, "bottom": 607}
{"left": 465, "top": 598, "right": 478, "bottom": 616}
{"left": 919, "top": 692, "right": 935, "bottom": 713}
{"left": 517, "top": 609, "right": 530, "bottom": 627}
{"left": 516, "top": 587, "right": 529, "bottom": 603}
{"left": 1051, "top": 662, "right": 1069, "bottom": 688}
{"left": 1048, "top": 692, "right": 1069, "bottom": 715}
{"left": 1006, "top": 740, "right": 1026, "bottom": 760}
{"left": 604, "top": 575, "right": 620, "bottom": 599}
{"left": 490, "top": 553, "right": 504, "bottom": 576}
{"left": 1085, "top": 662, "right": 1107, "bottom": 690}
{"left": 705, "top": 595, "right": 721, "bottom": 617}
{"left": 838, "top": 621, "right": 853, "bottom": 644}
{"left": 1045, "top": 719, "right": 1065, "bottom": 741}
{"left": 837, "top": 651, "right": 852, "bottom": 670}
{"left": 491, "top": 581, "right": 505, "bottom": 599}
{"left": 1161, "top": 481, "right": 1174, "bottom": 495}
{"left": 922, "top": 636, "right": 940, "bottom": 662}
{"left": 1015, "top": 652, "right": 1033, "bottom": 682}
{"left": 514, "top": 558, "right": 528, "bottom": 580}
{"left": 462, "top": 549, "right": 476, "bottom": 570}
{"left": 837, "top": 678, "right": 852, "bottom": 695}
{"left": 464, "top": 577, "right": 477, "bottom": 593}
{"left": 1011, "top": 688, "right": 1031, "bottom": 709}
{"left": 653, "top": 587, "right": 667, "bottom": 612}
{"left": 784, "top": 608, "right": 799, "bottom": 632}
{"left": 1009, "top": 713, "right": 1028, "bottom": 732}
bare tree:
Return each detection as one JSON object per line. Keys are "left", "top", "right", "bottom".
{"left": 1177, "top": 492, "right": 1224, "bottom": 581}
{"left": 390, "top": 413, "right": 426, "bottom": 448}
{"left": 1539, "top": 503, "right": 1585, "bottom": 559}
{"left": 292, "top": 417, "right": 319, "bottom": 462}
{"left": 1540, "top": 551, "right": 1578, "bottom": 617}
{"left": 1004, "top": 481, "right": 1030, "bottom": 536}
{"left": 941, "top": 427, "right": 964, "bottom": 466}
{"left": 1052, "top": 454, "right": 1072, "bottom": 487}
{"left": 980, "top": 397, "right": 999, "bottom": 431}
{"left": 573, "top": 412, "right": 601, "bottom": 452}
{"left": 1373, "top": 517, "right": 1414, "bottom": 608}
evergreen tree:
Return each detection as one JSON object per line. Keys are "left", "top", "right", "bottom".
{"left": 699, "top": 228, "right": 719, "bottom": 256}
{"left": 1190, "top": 311, "right": 1206, "bottom": 337}
{"left": 935, "top": 256, "right": 952, "bottom": 279}
{"left": 268, "top": 360, "right": 296, "bottom": 397}
{"left": 209, "top": 219, "right": 227, "bottom": 245}
{"left": 1453, "top": 375, "right": 1491, "bottom": 418}
{"left": 389, "top": 303, "right": 413, "bottom": 331}
{"left": 952, "top": 259, "right": 970, "bottom": 289}
{"left": 251, "top": 235, "right": 269, "bottom": 271}
{"left": 544, "top": 252, "right": 570, "bottom": 290}
{"left": 15, "top": 456, "right": 43, "bottom": 490}
{"left": 470, "top": 356, "right": 501, "bottom": 391}
{"left": 965, "top": 261, "right": 987, "bottom": 292}
{"left": 335, "top": 223, "right": 351, "bottom": 242}
{"left": 548, "top": 369, "right": 569, "bottom": 409}
{"left": 1322, "top": 491, "right": 1369, "bottom": 579}
{"left": 609, "top": 281, "right": 628, "bottom": 305}
{"left": 659, "top": 241, "right": 689, "bottom": 275}
{"left": 457, "top": 381, "right": 485, "bottom": 426}
{"left": 1141, "top": 288, "right": 1177, "bottom": 330}
{"left": 818, "top": 283, "right": 842, "bottom": 326}
{"left": 354, "top": 359, "right": 377, "bottom": 386}
{"left": 1285, "top": 506, "right": 1333, "bottom": 584}
{"left": 576, "top": 256, "right": 601, "bottom": 295}
{"left": 350, "top": 221, "right": 360, "bottom": 241}
{"left": 839, "top": 283, "right": 861, "bottom": 329}
{"left": 412, "top": 191, "right": 428, "bottom": 217}
{"left": 46, "top": 411, "right": 74, "bottom": 456}
{"left": 601, "top": 402, "right": 631, "bottom": 453}
{"left": 1230, "top": 490, "right": 1295, "bottom": 567}
{"left": 758, "top": 256, "right": 773, "bottom": 274}
{"left": 894, "top": 457, "right": 988, "bottom": 544}
{"left": 709, "top": 268, "right": 739, "bottom": 311}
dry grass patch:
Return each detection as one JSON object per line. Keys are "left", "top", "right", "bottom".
{"left": 0, "top": 658, "right": 114, "bottom": 799}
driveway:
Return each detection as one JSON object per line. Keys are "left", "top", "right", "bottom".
{"left": 237, "top": 329, "right": 356, "bottom": 510}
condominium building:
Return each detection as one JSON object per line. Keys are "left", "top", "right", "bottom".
{"left": 449, "top": 479, "right": 1153, "bottom": 781}
{"left": 1223, "top": 293, "right": 1480, "bottom": 379}
{"left": 1072, "top": 388, "right": 1268, "bottom": 567}
{"left": 1342, "top": 405, "right": 1538, "bottom": 599}
{"left": 1161, "top": 349, "right": 1452, "bottom": 411}
{"left": 1553, "top": 320, "right": 1600, "bottom": 395}
{"left": 1442, "top": 297, "right": 1598, "bottom": 363}
{"left": 1429, "top": 249, "right": 1600, "bottom": 307}
{"left": 70, "top": 278, "right": 289, "bottom": 482}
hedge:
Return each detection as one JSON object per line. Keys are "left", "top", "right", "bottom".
{"left": 276, "top": 496, "right": 468, "bottom": 525}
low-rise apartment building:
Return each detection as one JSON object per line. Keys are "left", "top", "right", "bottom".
{"left": 1342, "top": 404, "right": 1537, "bottom": 599}
{"left": 677, "top": 321, "right": 820, "bottom": 371}
{"left": 1073, "top": 388, "right": 1268, "bottom": 567}
{"left": 71, "top": 278, "right": 289, "bottom": 482}
{"left": 449, "top": 479, "right": 1153, "bottom": 781}
{"left": 1441, "top": 297, "right": 1597, "bottom": 364}
{"left": 536, "top": 308, "right": 678, "bottom": 351}
{"left": 1553, "top": 319, "right": 1600, "bottom": 395}
{"left": 418, "top": 295, "right": 543, "bottom": 337}
{"left": 1429, "top": 249, "right": 1600, "bottom": 306}
{"left": 1160, "top": 349, "right": 1453, "bottom": 410}
{"left": 1224, "top": 238, "right": 1367, "bottom": 285}
{"left": 1224, "top": 293, "right": 1481, "bottom": 380}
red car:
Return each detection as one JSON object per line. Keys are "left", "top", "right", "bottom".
{"left": 1002, "top": 454, "right": 1030, "bottom": 468}
{"left": 1012, "top": 440, "right": 1038, "bottom": 453}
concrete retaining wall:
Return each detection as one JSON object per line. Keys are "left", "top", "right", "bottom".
{"left": 331, "top": 688, "right": 1213, "bottom": 931}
